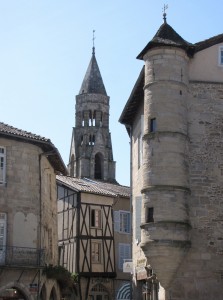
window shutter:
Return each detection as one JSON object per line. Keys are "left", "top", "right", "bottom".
{"left": 113, "top": 211, "right": 120, "bottom": 232}
{"left": 119, "top": 243, "right": 131, "bottom": 270}
{"left": 0, "top": 147, "right": 6, "bottom": 184}
{"left": 0, "top": 213, "right": 7, "bottom": 264}
{"left": 135, "top": 196, "right": 142, "bottom": 243}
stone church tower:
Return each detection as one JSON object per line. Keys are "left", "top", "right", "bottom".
{"left": 68, "top": 46, "right": 116, "bottom": 182}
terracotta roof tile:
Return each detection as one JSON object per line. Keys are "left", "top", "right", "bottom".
{"left": 56, "top": 175, "right": 130, "bottom": 198}
{"left": 0, "top": 122, "right": 67, "bottom": 175}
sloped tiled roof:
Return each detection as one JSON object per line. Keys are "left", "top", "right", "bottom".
{"left": 57, "top": 175, "right": 130, "bottom": 198}
{"left": 195, "top": 33, "right": 223, "bottom": 53}
{"left": 79, "top": 47, "right": 107, "bottom": 95}
{"left": 137, "top": 22, "right": 195, "bottom": 59}
{"left": 0, "top": 122, "right": 68, "bottom": 175}
{"left": 119, "top": 66, "right": 144, "bottom": 130}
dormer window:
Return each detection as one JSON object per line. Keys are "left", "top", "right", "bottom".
{"left": 219, "top": 46, "right": 223, "bottom": 66}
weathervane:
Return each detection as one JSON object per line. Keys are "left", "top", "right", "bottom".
{"left": 162, "top": 4, "right": 168, "bottom": 23}
{"left": 92, "top": 30, "right": 96, "bottom": 55}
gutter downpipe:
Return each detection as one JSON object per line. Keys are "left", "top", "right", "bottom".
{"left": 38, "top": 150, "right": 57, "bottom": 300}
{"left": 126, "top": 124, "right": 133, "bottom": 300}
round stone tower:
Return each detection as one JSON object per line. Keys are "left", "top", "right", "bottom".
{"left": 137, "top": 21, "right": 195, "bottom": 288}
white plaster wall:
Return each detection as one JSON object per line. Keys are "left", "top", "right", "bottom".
{"left": 189, "top": 43, "right": 223, "bottom": 82}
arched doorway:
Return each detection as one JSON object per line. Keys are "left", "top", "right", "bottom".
{"left": 94, "top": 153, "right": 104, "bottom": 180}
{"left": 89, "top": 284, "right": 109, "bottom": 300}
{"left": 0, "top": 287, "right": 27, "bottom": 300}
{"left": 49, "top": 286, "right": 57, "bottom": 300}
{"left": 39, "top": 284, "right": 47, "bottom": 300}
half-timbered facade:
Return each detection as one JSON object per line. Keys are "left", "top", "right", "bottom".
{"left": 57, "top": 176, "right": 131, "bottom": 300}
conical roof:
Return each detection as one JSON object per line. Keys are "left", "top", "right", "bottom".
{"left": 137, "top": 21, "right": 195, "bottom": 59}
{"left": 79, "top": 47, "right": 107, "bottom": 95}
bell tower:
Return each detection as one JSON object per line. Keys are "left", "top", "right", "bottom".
{"left": 68, "top": 44, "right": 116, "bottom": 182}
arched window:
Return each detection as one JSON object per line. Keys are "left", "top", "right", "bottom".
{"left": 89, "top": 110, "right": 92, "bottom": 126}
{"left": 94, "top": 153, "right": 104, "bottom": 180}
{"left": 82, "top": 111, "right": 84, "bottom": 127}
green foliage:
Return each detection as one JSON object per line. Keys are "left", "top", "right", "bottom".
{"left": 43, "top": 265, "right": 78, "bottom": 288}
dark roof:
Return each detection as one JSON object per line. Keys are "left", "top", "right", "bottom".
{"left": 137, "top": 22, "right": 195, "bottom": 59}
{"left": 79, "top": 48, "right": 107, "bottom": 95}
{"left": 120, "top": 23, "right": 223, "bottom": 130}
{"left": 57, "top": 175, "right": 130, "bottom": 198}
{"left": 0, "top": 122, "right": 68, "bottom": 175}
{"left": 119, "top": 66, "right": 144, "bottom": 131}
{"left": 195, "top": 33, "right": 223, "bottom": 53}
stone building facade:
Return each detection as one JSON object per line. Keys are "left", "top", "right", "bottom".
{"left": 119, "top": 17, "right": 223, "bottom": 300}
{"left": 0, "top": 122, "right": 67, "bottom": 300}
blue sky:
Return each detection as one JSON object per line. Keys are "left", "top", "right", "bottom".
{"left": 0, "top": 0, "right": 222, "bottom": 186}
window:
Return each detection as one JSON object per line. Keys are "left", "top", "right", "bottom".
{"left": 146, "top": 207, "right": 154, "bottom": 223}
{"left": 0, "top": 147, "right": 6, "bottom": 185}
{"left": 92, "top": 241, "right": 101, "bottom": 263}
{"left": 114, "top": 211, "right": 130, "bottom": 233}
{"left": 150, "top": 118, "right": 156, "bottom": 132}
{"left": 219, "top": 46, "right": 223, "bottom": 66}
{"left": 118, "top": 243, "right": 131, "bottom": 270}
{"left": 91, "top": 209, "right": 101, "bottom": 228}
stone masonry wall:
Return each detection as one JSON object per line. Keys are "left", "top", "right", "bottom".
{"left": 169, "top": 82, "right": 223, "bottom": 300}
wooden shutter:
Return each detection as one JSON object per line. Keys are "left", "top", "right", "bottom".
{"left": 113, "top": 211, "right": 120, "bottom": 232}
{"left": 119, "top": 243, "right": 131, "bottom": 270}
{"left": 0, "top": 213, "right": 7, "bottom": 264}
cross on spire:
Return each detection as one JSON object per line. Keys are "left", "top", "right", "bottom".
{"left": 92, "top": 30, "right": 96, "bottom": 55}
{"left": 162, "top": 4, "right": 168, "bottom": 23}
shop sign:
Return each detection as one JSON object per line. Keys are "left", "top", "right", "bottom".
{"left": 123, "top": 261, "right": 133, "bottom": 273}
{"left": 29, "top": 284, "right": 38, "bottom": 293}
{"left": 136, "top": 267, "right": 147, "bottom": 280}
{"left": 136, "top": 258, "right": 147, "bottom": 267}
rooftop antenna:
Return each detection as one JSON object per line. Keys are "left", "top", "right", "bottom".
{"left": 92, "top": 30, "right": 96, "bottom": 55}
{"left": 162, "top": 4, "right": 168, "bottom": 23}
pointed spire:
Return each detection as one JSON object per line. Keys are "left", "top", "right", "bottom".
{"left": 79, "top": 36, "right": 107, "bottom": 95}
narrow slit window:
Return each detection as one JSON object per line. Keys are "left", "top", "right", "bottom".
{"left": 219, "top": 46, "right": 223, "bottom": 66}
{"left": 150, "top": 118, "right": 156, "bottom": 132}
{"left": 146, "top": 207, "right": 154, "bottom": 223}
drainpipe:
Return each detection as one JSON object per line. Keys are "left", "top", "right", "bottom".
{"left": 126, "top": 124, "right": 133, "bottom": 300}
{"left": 38, "top": 150, "right": 57, "bottom": 299}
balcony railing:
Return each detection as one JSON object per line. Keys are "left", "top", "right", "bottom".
{"left": 0, "top": 246, "right": 45, "bottom": 267}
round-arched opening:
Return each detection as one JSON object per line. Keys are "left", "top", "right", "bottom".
{"left": 94, "top": 153, "right": 104, "bottom": 180}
